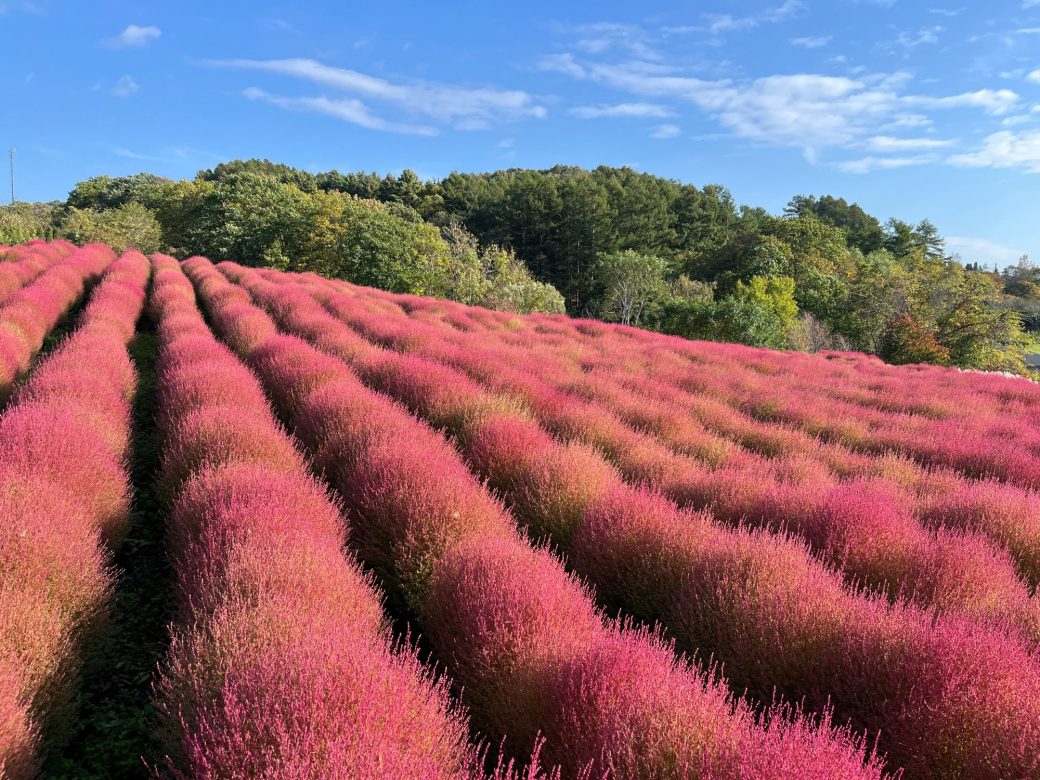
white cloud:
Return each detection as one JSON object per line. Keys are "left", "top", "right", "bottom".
{"left": 539, "top": 53, "right": 587, "bottom": 79}
{"left": 106, "top": 24, "right": 161, "bottom": 48}
{"left": 879, "top": 113, "right": 934, "bottom": 130}
{"left": 1028, "top": 69, "right": 1040, "bottom": 83}
{"left": 0, "top": 1, "right": 44, "bottom": 13}
{"left": 209, "top": 58, "right": 545, "bottom": 129}
{"left": 538, "top": 21, "right": 1029, "bottom": 164}
{"left": 946, "top": 236, "right": 1027, "bottom": 266}
{"left": 546, "top": 59, "right": 1017, "bottom": 155}
{"left": 572, "top": 22, "right": 661, "bottom": 60}
{"left": 949, "top": 130, "right": 1040, "bottom": 172}
{"left": 703, "top": 0, "right": 804, "bottom": 35}
{"left": 242, "top": 87, "right": 437, "bottom": 136}
{"left": 650, "top": 123, "right": 680, "bottom": 138}
{"left": 908, "top": 89, "right": 1019, "bottom": 115}
{"left": 570, "top": 102, "right": 674, "bottom": 119}
{"left": 892, "top": 26, "right": 943, "bottom": 49}
{"left": 837, "top": 155, "right": 936, "bottom": 173}
{"left": 866, "top": 134, "right": 955, "bottom": 151}
{"left": 111, "top": 75, "right": 139, "bottom": 97}
{"left": 109, "top": 145, "right": 222, "bottom": 164}
{"left": 790, "top": 36, "right": 832, "bottom": 48}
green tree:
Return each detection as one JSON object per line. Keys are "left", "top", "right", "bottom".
{"left": 879, "top": 313, "right": 951, "bottom": 366}
{"left": 66, "top": 173, "right": 175, "bottom": 211}
{"left": 785, "top": 194, "right": 885, "bottom": 254}
{"left": 929, "top": 267, "right": 1029, "bottom": 372}
{"left": 0, "top": 203, "right": 56, "bottom": 243}
{"left": 715, "top": 275, "right": 800, "bottom": 349}
{"left": 596, "top": 250, "right": 669, "bottom": 326}
{"left": 59, "top": 202, "right": 162, "bottom": 253}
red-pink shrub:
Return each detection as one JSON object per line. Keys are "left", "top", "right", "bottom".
{"left": 0, "top": 659, "right": 37, "bottom": 780}
{"left": 918, "top": 479, "right": 1040, "bottom": 587}
{"left": 196, "top": 261, "right": 890, "bottom": 780}
{"left": 160, "top": 404, "right": 304, "bottom": 500}
{"left": 152, "top": 256, "right": 479, "bottom": 779}
{"left": 0, "top": 249, "right": 145, "bottom": 772}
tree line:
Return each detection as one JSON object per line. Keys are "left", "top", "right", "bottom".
{"left": 1, "top": 160, "right": 1032, "bottom": 372}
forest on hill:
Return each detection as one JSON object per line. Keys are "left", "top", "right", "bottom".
{"left": 2, "top": 159, "right": 1035, "bottom": 373}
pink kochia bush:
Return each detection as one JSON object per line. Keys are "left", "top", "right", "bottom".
{"left": 237, "top": 264, "right": 1040, "bottom": 780}
{"left": 149, "top": 256, "right": 479, "bottom": 780}
{"left": 195, "top": 259, "right": 888, "bottom": 780}
{"left": 0, "top": 249, "right": 147, "bottom": 778}
{"left": 0, "top": 239, "right": 73, "bottom": 303}
{"left": 0, "top": 243, "right": 113, "bottom": 402}
{"left": 295, "top": 274, "right": 1040, "bottom": 642}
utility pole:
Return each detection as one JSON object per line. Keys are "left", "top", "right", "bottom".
{"left": 8, "top": 148, "right": 14, "bottom": 205}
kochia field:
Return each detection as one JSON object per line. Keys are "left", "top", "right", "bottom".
{"left": 2, "top": 239, "right": 1040, "bottom": 780}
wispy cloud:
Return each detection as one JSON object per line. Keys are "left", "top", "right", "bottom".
{"left": 572, "top": 22, "right": 661, "bottom": 60}
{"left": 207, "top": 58, "right": 545, "bottom": 131}
{"left": 243, "top": 87, "right": 437, "bottom": 136}
{"left": 891, "top": 26, "right": 943, "bottom": 49}
{"left": 262, "top": 18, "right": 305, "bottom": 37}
{"left": 109, "top": 145, "right": 223, "bottom": 163}
{"left": 865, "top": 134, "right": 955, "bottom": 151}
{"left": 790, "top": 35, "right": 832, "bottom": 49}
{"left": 570, "top": 102, "right": 674, "bottom": 119}
{"left": 541, "top": 55, "right": 1021, "bottom": 158}
{"left": 0, "top": 1, "right": 45, "bottom": 14}
{"left": 1028, "top": 69, "right": 1040, "bottom": 83}
{"left": 650, "top": 123, "right": 681, "bottom": 139}
{"left": 701, "top": 0, "right": 804, "bottom": 35}
{"left": 837, "top": 155, "right": 936, "bottom": 173}
{"left": 105, "top": 24, "right": 161, "bottom": 48}
{"left": 111, "top": 75, "right": 139, "bottom": 97}
{"left": 949, "top": 130, "right": 1040, "bottom": 173}
{"left": 908, "top": 89, "right": 1019, "bottom": 115}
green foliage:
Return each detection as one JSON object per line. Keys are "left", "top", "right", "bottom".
{"left": 659, "top": 275, "right": 799, "bottom": 350}
{"left": 879, "top": 313, "right": 951, "bottom": 366}
{"left": 0, "top": 202, "right": 56, "bottom": 243}
{"left": 785, "top": 194, "right": 885, "bottom": 254}
{"left": 596, "top": 249, "right": 669, "bottom": 326}
{"left": 326, "top": 195, "right": 454, "bottom": 294}
{"left": 440, "top": 223, "right": 565, "bottom": 314}
{"left": 67, "top": 173, "right": 175, "bottom": 212}
{"left": 717, "top": 275, "right": 800, "bottom": 349}
{"left": 59, "top": 202, "right": 163, "bottom": 253}
{"left": 927, "top": 266, "right": 1030, "bottom": 373}
{"left": 198, "top": 159, "right": 318, "bottom": 192}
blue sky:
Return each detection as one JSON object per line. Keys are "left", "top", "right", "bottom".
{"left": 2, "top": 0, "right": 1040, "bottom": 267}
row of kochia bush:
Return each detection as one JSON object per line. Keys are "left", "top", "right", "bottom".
{"left": 297, "top": 276, "right": 1040, "bottom": 602}
{"left": 214, "top": 261, "right": 1040, "bottom": 780}
{"left": 183, "top": 256, "right": 891, "bottom": 779}
{"left": 0, "top": 242, "right": 112, "bottom": 402}
{"left": 0, "top": 240, "right": 74, "bottom": 304}
{"left": 282, "top": 272, "right": 1040, "bottom": 642}
{"left": 0, "top": 248, "right": 147, "bottom": 777}
{"left": 148, "top": 255, "right": 485, "bottom": 778}
{"left": 332, "top": 274, "right": 1040, "bottom": 499}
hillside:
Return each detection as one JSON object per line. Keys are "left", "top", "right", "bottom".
{"left": 3, "top": 161, "right": 1034, "bottom": 375}
{"left": 2, "top": 240, "right": 1040, "bottom": 779}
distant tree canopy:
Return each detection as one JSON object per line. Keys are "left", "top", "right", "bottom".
{"left": 2, "top": 158, "right": 1032, "bottom": 372}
